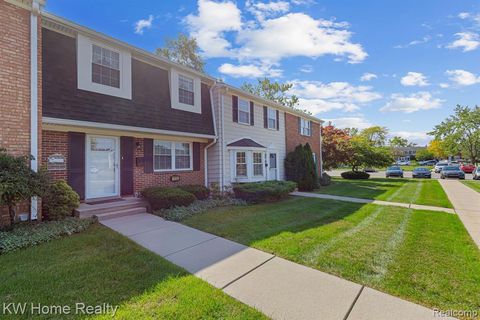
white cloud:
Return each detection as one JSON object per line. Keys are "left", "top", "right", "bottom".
{"left": 246, "top": 0, "right": 290, "bottom": 22}
{"left": 390, "top": 131, "right": 431, "bottom": 146}
{"left": 289, "top": 80, "right": 381, "bottom": 114}
{"left": 300, "top": 64, "right": 313, "bottom": 73}
{"left": 439, "top": 83, "right": 450, "bottom": 88}
{"left": 400, "top": 72, "right": 429, "bottom": 87}
{"left": 381, "top": 92, "right": 443, "bottom": 113}
{"left": 394, "top": 35, "right": 431, "bottom": 49}
{"left": 218, "top": 63, "right": 282, "bottom": 78}
{"left": 134, "top": 15, "right": 154, "bottom": 35}
{"left": 458, "top": 12, "right": 480, "bottom": 24}
{"left": 445, "top": 69, "right": 480, "bottom": 86}
{"left": 360, "top": 73, "right": 377, "bottom": 82}
{"left": 324, "top": 116, "right": 372, "bottom": 129}
{"left": 447, "top": 32, "right": 480, "bottom": 52}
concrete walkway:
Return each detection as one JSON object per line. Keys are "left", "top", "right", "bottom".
{"left": 439, "top": 180, "right": 480, "bottom": 247}
{"left": 101, "top": 213, "right": 454, "bottom": 320}
{"left": 291, "top": 191, "right": 456, "bottom": 214}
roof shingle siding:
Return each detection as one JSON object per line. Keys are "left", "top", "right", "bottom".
{"left": 42, "top": 28, "right": 215, "bottom": 136}
{"left": 227, "top": 138, "right": 265, "bottom": 148}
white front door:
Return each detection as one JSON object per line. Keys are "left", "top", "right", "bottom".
{"left": 269, "top": 153, "right": 278, "bottom": 180}
{"left": 86, "top": 135, "right": 119, "bottom": 199}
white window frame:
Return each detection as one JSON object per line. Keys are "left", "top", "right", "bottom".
{"left": 301, "top": 118, "right": 311, "bottom": 136}
{"left": 77, "top": 34, "right": 132, "bottom": 99}
{"left": 153, "top": 140, "right": 193, "bottom": 172}
{"left": 238, "top": 99, "right": 251, "bottom": 125}
{"left": 253, "top": 152, "right": 264, "bottom": 176}
{"left": 267, "top": 108, "right": 277, "bottom": 129}
{"left": 235, "top": 151, "right": 248, "bottom": 177}
{"left": 231, "top": 149, "right": 267, "bottom": 182}
{"left": 170, "top": 69, "right": 202, "bottom": 114}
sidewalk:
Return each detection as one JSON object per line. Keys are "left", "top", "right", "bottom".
{"left": 439, "top": 180, "right": 480, "bottom": 247}
{"left": 291, "top": 191, "right": 456, "bottom": 214}
{"left": 101, "top": 213, "right": 453, "bottom": 320}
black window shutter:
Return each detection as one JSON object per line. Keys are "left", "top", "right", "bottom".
{"left": 68, "top": 132, "right": 85, "bottom": 200}
{"left": 232, "top": 95, "right": 238, "bottom": 122}
{"left": 250, "top": 101, "right": 254, "bottom": 126}
{"left": 120, "top": 136, "right": 134, "bottom": 196}
{"left": 193, "top": 142, "right": 201, "bottom": 171}
{"left": 263, "top": 106, "right": 268, "bottom": 128}
{"left": 144, "top": 138, "right": 153, "bottom": 173}
{"left": 298, "top": 117, "right": 302, "bottom": 134}
{"left": 276, "top": 110, "right": 280, "bottom": 130}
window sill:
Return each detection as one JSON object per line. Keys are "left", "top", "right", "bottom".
{"left": 237, "top": 121, "right": 252, "bottom": 126}
{"left": 153, "top": 169, "right": 193, "bottom": 174}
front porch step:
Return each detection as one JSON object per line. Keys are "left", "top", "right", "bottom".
{"left": 75, "top": 197, "right": 148, "bottom": 218}
{"left": 95, "top": 207, "right": 147, "bottom": 221}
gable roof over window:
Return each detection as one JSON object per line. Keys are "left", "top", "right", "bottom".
{"left": 227, "top": 138, "right": 265, "bottom": 148}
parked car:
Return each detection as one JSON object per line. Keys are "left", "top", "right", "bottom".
{"left": 364, "top": 168, "right": 377, "bottom": 173}
{"left": 473, "top": 167, "right": 480, "bottom": 180}
{"left": 460, "top": 163, "right": 476, "bottom": 173}
{"left": 396, "top": 160, "right": 410, "bottom": 166}
{"left": 440, "top": 166, "right": 465, "bottom": 179}
{"left": 386, "top": 166, "right": 404, "bottom": 178}
{"left": 419, "top": 160, "right": 437, "bottom": 166}
{"left": 434, "top": 161, "right": 449, "bottom": 173}
{"left": 412, "top": 167, "right": 431, "bottom": 178}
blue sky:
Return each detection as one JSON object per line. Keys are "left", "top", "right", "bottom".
{"left": 45, "top": 0, "right": 480, "bottom": 145}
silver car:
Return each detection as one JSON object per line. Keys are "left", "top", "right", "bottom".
{"left": 434, "top": 161, "right": 448, "bottom": 173}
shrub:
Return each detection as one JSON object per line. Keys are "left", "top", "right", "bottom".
{"left": 0, "top": 217, "right": 94, "bottom": 255}
{"left": 159, "top": 198, "right": 247, "bottom": 221}
{"left": 319, "top": 172, "right": 332, "bottom": 186}
{"left": 42, "top": 180, "right": 80, "bottom": 221}
{"left": 232, "top": 181, "right": 297, "bottom": 203}
{"left": 285, "top": 144, "right": 317, "bottom": 191}
{"left": 141, "top": 187, "right": 196, "bottom": 210}
{"left": 178, "top": 185, "right": 210, "bottom": 200}
{"left": 341, "top": 171, "right": 370, "bottom": 180}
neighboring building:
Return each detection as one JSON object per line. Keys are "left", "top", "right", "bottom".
{"left": 393, "top": 146, "right": 426, "bottom": 162}
{"left": 0, "top": 1, "right": 323, "bottom": 223}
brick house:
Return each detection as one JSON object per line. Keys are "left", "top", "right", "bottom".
{"left": 0, "top": 1, "right": 323, "bottom": 223}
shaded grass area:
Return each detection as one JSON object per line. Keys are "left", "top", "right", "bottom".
{"left": 315, "top": 177, "right": 453, "bottom": 208}
{"left": 462, "top": 180, "right": 480, "bottom": 193}
{"left": 184, "top": 197, "right": 480, "bottom": 318}
{"left": 0, "top": 224, "right": 266, "bottom": 319}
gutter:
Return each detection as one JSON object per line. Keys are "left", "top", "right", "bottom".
{"left": 204, "top": 81, "right": 219, "bottom": 187}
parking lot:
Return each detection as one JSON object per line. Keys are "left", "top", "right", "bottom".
{"left": 328, "top": 170, "right": 475, "bottom": 180}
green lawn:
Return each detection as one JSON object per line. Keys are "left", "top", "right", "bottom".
{"left": 184, "top": 197, "right": 480, "bottom": 318}
{"left": 315, "top": 177, "right": 453, "bottom": 208}
{"left": 462, "top": 180, "right": 480, "bottom": 193}
{"left": 0, "top": 224, "right": 265, "bottom": 320}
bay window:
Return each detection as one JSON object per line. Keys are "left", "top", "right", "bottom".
{"left": 236, "top": 152, "right": 247, "bottom": 177}
{"left": 253, "top": 152, "right": 263, "bottom": 176}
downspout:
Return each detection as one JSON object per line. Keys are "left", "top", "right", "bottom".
{"left": 30, "top": 0, "right": 41, "bottom": 220}
{"left": 220, "top": 89, "right": 226, "bottom": 191}
{"left": 319, "top": 122, "right": 324, "bottom": 177}
{"left": 204, "top": 81, "right": 219, "bottom": 187}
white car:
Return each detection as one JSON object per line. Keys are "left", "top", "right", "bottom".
{"left": 434, "top": 161, "right": 448, "bottom": 173}
{"left": 396, "top": 160, "right": 410, "bottom": 166}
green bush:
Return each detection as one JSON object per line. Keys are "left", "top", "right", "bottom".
{"left": 341, "top": 171, "right": 370, "bottom": 180}
{"left": 42, "top": 180, "right": 80, "bottom": 221}
{"left": 178, "top": 184, "right": 210, "bottom": 200}
{"left": 232, "top": 181, "right": 297, "bottom": 203}
{"left": 285, "top": 144, "right": 318, "bottom": 191}
{"left": 141, "top": 187, "right": 196, "bottom": 210}
{"left": 159, "top": 198, "right": 247, "bottom": 221}
{"left": 0, "top": 217, "right": 94, "bottom": 255}
{"left": 319, "top": 172, "right": 332, "bottom": 186}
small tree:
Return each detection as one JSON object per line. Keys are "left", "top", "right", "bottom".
{"left": 416, "top": 149, "right": 434, "bottom": 161}
{"left": 321, "top": 124, "right": 351, "bottom": 170}
{"left": 285, "top": 144, "right": 317, "bottom": 191}
{"left": 0, "top": 149, "right": 48, "bottom": 226}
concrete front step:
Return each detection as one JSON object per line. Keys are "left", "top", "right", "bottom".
{"left": 75, "top": 197, "right": 148, "bottom": 218}
{"left": 95, "top": 207, "right": 147, "bottom": 221}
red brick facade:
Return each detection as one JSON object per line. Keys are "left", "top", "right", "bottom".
{"left": 42, "top": 130, "right": 68, "bottom": 181}
{"left": 284, "top": 112, "right": 321, "bottom": 174}
{"left": 0, "top": 1, "right": 42, "bottom": 225}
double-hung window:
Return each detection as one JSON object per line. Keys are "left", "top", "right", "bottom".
{"left": 236, "top": 152, "right": 247, "bottom": 177}
{"left": 268, "top": 108, "right": 277, "bottom": 129}
{"left": 253, "top": 152, "right": 263, "bottom": 176}
{"left": 238, "top": 99, "right": 250, "bottom": 125}
{"left": 170, "top": 69, "right": 201, "bottom": 113}
{"left": 301, "top": 118, "right": 311, "bottom": 136}
{"left": 154, "top": 141, "right": 192, "bottom": 171}
{"left": 178, "top": 75, "right": 195, "bottom": 106}
{"left": 92, "top": 44, "right": 121, "bottom": 88}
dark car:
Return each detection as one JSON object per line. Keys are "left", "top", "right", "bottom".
{"left": 473, "top": 167, "right": 480, "bottom": 180}
{"left": 412, "top": 167, "right": 431, "bottom": 178}
{"left": 386, "top": 166, "right": 404, "bottom": 178}
{"left": 421, "top": 160, "right": 437, "bottom": 166}
{"left": 440, "top": 166, "right": 465, "bottom": 179}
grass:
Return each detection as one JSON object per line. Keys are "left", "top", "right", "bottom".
{"left": 315, "top": 177, "right": 453, "bottom": 208}
{"left": 184, "top": 197, "right": 480, "bottom": 318}
{"left": 0, "top": 224, "right": 266, "bottom": 319}
{"left": 462, "top": 180, "right": 480, "bottom": 193}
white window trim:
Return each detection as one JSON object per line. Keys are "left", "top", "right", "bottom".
{"left": 170, "top": 69, "right": 202, "bottom": 114}
{"left": 153, "top": 141, "right": 193, "bottom": 172}
{"left": 231, "top": 150, "right": 266, "bottom": 182}
{"left": 253, "top": 152, "right": 264, "bottom": 176}
{"left": 267, "top": 107, "right": 277, "bottom": 130}
{"left": 301, "top": 118, "right": 311, "bottom": 136}
{"left": 238, "top": 98, "right": 251, "bottom": 125}
{"left": 77, "top": 34, "right": 132, "bottom": 99}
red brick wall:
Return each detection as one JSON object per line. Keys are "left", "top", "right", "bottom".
{"left": 0, "top": 1, "right": 42, "bottom": 225}
{"left": 42, "top": 130, "right": 68, "bottom": 181}
{"left": 285, "top": 113, "right": 321, "bottom": 174}
{"left": 133, "top": 138, "right": 205, "bottom": 194}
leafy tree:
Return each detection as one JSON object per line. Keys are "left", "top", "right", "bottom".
{"left": 321, "top": 123, "right": 351, "bottom": 170}
{"left": 360, "top": 126, "right": 389, "bottom": 146}
{"left": 241, "top": 78, "right": 311, "bottom": 114}
{"left": 344, "top": 137, "right": 393, "bottom": 172}
{"left": 429, "top": 105, "right": 480, "bottom": 164}
{"left": 285, "top": 144, "right": 317, "bottom": 191}
{"left": 156, "top": 33, "right": 205, "bottom": 72}
{"left": 389, "top": 136, "right": 408, "bottom": 147}
{"left": 427, "top": 139, "right": 447, "bottom": 159}
{"left": 416, "top": 149, "right": 435, "bottom": 161}
{"left": 0, "top": 149, "right": 48, "bottom": 226}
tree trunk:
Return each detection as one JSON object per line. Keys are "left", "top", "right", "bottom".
{"left": 8, "top": 204, "right": 15, "bottom": 226}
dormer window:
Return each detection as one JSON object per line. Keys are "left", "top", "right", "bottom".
{"left": 92, "top": 44, "right": 120, "bottom": 88}
{"left": 170, "top": 69, "right": 201, "bottom": 113}
{"left": 178, "top": 74, "right": 194, "bottom": 106}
